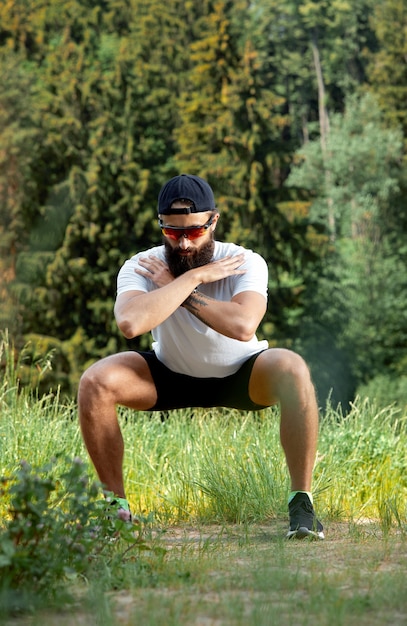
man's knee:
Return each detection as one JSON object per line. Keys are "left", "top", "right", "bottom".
{"left": 275, "top": 349, "right": 312, "bottom": 383}
{"left": 271, "top": 350, "right": 317, "bottom": 409}
{"left": 78, "top": 361, "right": 116, "bottom": 403}
{"left": 250, "top": 348, "right": 315, "bottom": 406}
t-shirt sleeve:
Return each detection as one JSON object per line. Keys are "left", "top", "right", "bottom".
{"left": 116, "top": 257, "right": 147, "bottom": 295}
{"left": 116, "top": 249, "right": 165, "bottom": 296}
{"left": 231, "top": 251, "right": 268, "bottom": 299}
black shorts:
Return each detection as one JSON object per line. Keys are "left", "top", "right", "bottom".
{"left": 138, "top": 350, "right": 269, "bottom": 411}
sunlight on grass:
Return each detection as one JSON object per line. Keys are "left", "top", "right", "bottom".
{"left": 1, "top": 334, "right": 407, "bottom": 625}
{"left": 1, "top": 333, "right": 406, "bottom": 529}
{"left": 318, "top": 400, "right": 407, "bottom": 527}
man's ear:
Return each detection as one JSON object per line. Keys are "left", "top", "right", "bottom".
{"left": 212, "top": 212, "right": 220, "bottom": 229}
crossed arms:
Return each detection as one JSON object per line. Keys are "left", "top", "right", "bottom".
{"left": 114, "top": 254, "right": 267, "bottom": 342}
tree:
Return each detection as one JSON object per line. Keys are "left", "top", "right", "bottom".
{"left": 257, "top": 0, "right": 376, "bottom": 130}
{"left": 1, "top": 0, "right": 205, "bottom": 390}
{"left": 1, "top": 0, "right": 403, "bottom": 406}
{"left": 339, "top": 236, "right": 407, "bottom": 384}
{"left": 286, "top": 94, "right": 406, "bottom": 404}
{"left": 0, "top": 50, "right": 49, "bottom": 338}
{"left": 173, "top": 0, "right": 329, "bottom": 347}
{"left": 259, "top": 0, "right": 377, "bottom": 239}
{"left": 367, "top": 0, "right": 407, "bottom": 138}
{"left": 287, "top": 94, "right": 402, "bottom": 238}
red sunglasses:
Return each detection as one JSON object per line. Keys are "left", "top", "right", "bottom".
{"left": 159, "top": 215, "right": 214, "bottom": 240}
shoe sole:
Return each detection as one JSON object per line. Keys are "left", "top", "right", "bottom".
{"left": 286, "top": 527, "right": 325, "bottom": 540}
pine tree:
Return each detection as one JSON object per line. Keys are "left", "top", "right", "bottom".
{"left": 1, "top": 0, "right": 205, "bottom": 389}
{"left": 367, "top": 0, "right": 407, "bottom": 137}
{"left": 0, "top": 50, "right": 48, "bottom": 339}
{"left": 174, "top": 0, "right": 330, "bottom": 344}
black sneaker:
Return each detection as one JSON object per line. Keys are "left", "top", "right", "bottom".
{"left": 286, "top": 492, "right": 324, "bottom": 540}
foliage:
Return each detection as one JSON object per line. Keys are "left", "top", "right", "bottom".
{"left": 337, "top": 237, "right": 407, "bottom": 383}
{"left": 357, "top": 374, "right": 407, "bottom": 414}
{"left": 285, "top": 94, "right": 407, "bottom": 402}
{"left": 0, "top": 0, "right": 406, "bottom": 408}
{"left": 0, "top": 455, "right": 155, "bottom": 613}
{"left": 0, "top": 335, "right": 406, "bottom": 619}
{"left": 287, "top": 93, "right": 403, "bottom": 238}
{"left": 366, "top": 0, "right": 407, "bottom": 138}
{"left": 255, "top": 0, "right": 376, "bottom": 130}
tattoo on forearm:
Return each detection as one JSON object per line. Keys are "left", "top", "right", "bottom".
{"left": 182, "top": 291, "right": 215, "bottom": 329}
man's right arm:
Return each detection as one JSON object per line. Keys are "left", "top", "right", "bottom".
{"left": 114, "top": 271, "right": 201, "bottom": 339}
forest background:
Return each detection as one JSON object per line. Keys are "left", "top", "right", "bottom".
{"left": 0, "top": 0, "right": 406, "bottom": 411}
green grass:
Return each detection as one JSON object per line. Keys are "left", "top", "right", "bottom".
{"left": 1, "top": 335, "right": 406, "bottom": 624}
{"left": 2, "top": 524, "right": 406, "bottom": 626}
{"left": 2, "top": 396, "right": 405, "bottom": 530}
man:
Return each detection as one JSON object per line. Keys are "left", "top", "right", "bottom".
{"left": 78, "top": 174, "right": 324, "bottom": 539}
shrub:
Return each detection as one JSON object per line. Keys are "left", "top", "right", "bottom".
{"left": 357, "top": 374, "right": 407, "bottom": 413}
{"left": 0, "top": 456, "right": 144, "bottom": 612}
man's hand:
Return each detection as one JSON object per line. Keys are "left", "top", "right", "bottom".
{"left": 135, "top": 256, "right": 174, "bottom": 288}
{"left": 135, "top": 253, "right": 246, "bottom": 289}
{"left": 191, "top": 254, "right": 246, "bottom": 284}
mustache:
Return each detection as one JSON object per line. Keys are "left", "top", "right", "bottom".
{"left": 164, "top": 237, "right": 215, "bottom": 277}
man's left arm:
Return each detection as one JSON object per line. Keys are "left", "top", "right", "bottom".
{"left": 182, "top": 289, "right": 267, "bottom": 341}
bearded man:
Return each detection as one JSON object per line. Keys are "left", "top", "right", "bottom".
{"left": 78, "top": 174, "right": 324, "bottom": 539}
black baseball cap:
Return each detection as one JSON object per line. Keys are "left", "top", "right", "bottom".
{"left": 157, "top": 174, "right": 216, "bottom": 215}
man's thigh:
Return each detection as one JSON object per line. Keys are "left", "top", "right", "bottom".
{"left": 83, "top": 351, "right": 158, "bottom": 410}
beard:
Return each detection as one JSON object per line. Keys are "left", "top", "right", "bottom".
{"left": 164, "top": 236, "right": 215, "bottom": 277}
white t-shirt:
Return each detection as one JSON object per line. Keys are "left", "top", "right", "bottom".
{"left": 116, "top": 241, "right": 269, "bottom": 377}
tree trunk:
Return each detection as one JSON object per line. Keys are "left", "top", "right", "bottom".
{"left": 311, "top": 35, "right": 335, "bottom": 240}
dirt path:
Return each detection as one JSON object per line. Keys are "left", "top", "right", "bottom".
{"left": 4, "top": 522, "right": 407, "bottom": 626}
